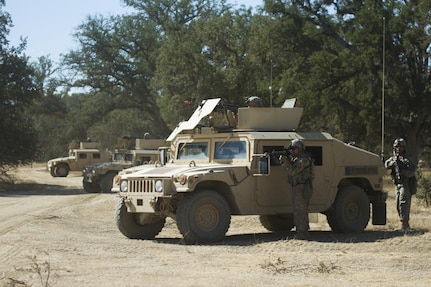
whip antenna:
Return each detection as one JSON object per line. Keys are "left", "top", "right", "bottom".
{"left": 381, "top": 17, "right": 386, "bottom": 160}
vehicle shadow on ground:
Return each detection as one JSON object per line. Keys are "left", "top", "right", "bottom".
{"left": 0, "top": 183, "right": 87, "bottom": 196}
{"left": 154, "top": 229, "right": 427, "bottom": 246}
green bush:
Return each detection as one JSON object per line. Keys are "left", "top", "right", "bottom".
{"left": 415, "top": 168, "right": 431, "bottom": 207}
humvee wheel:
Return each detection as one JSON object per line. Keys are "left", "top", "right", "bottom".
{"left": 100, "top": 172, "right": 116, "bottom": 193}
{"left": 259, "top": 213, "right": 295, "bottom": 232}
{"left": 83, "top": 180, "right": 101, "bottom": 193}
{"left": 55, "top": 164, "right": 69, "bottom": 177}
{"left": 327, "top": 186, "right": 370, "bottom": 233}
{"left": 49, "top": 167, "right": 57, "bottom": 177}
{"left": 115, "top": 198, "right": 166, "bottom": 239}
{"left": 325, "top": 210, "right": 338, "bottom": 232}
{"left": 176, "top": 190, "right": 231, "bottom": 243}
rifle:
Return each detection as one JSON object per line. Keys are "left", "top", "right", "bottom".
{"left": 392, "top": 149, "right": 401, "bottom": 183}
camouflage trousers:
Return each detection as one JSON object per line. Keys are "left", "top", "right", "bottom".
{"left": 292, "top": 183, "right": 309, "bottom": 233}
{"left": 395, "top": 183, "right": 411, "bottom": 223}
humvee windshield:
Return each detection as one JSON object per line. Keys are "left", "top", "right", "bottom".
{"left": 177, "top": 142, "right": 209, "bottom": 160}
{"left": 114, "top": 153, "right": 124, "bottom": 161}
{"left": 124, "top": 154, "right": 134, "bottom": 161}
{"left": 214, "top": 141, "right": 247, "bottom": 159}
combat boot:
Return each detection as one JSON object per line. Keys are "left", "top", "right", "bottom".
{"left": 401, "top": 221, "right": 410, "bottom": 231}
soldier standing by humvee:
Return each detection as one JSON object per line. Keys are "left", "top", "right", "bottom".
{"left": 283, "top": 139, "right": 314, "bottom": 240}
{"left": 384, "top": 138, "right": 416, "bottom": 231}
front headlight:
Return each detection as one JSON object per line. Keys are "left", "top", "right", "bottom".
{"left": 120, "top": 180, "right": 128, "bottom": 192}
{"left": 155, "top": 180, "right": 163, "bottom": 192}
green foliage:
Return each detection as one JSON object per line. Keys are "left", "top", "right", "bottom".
{"left": 3, "top": 0, "right": 430, "bottom": 166}
{"left": 0, "top": 3, "right": 40, "bottom": 171}
{"left": 259, "top": 0, "right": 431, "bottom": 157}
{"left": 87, "top": 108, "right": 156, "bottom": 149}
{"left": 415, "top": 167, "right": 431, "bottom": 207}
{"left": 64, "top": 13, "right": 170, "bottom": 137}
{"left": 153, "top": 3, "right": 256, "bottom": 125}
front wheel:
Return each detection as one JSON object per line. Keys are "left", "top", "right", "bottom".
{"left": 55, "top": 164, "right": 69, "bottom": 177}
{"left": 176, "top": 190, "right": 231, "bottom": 243}
{"left": 49, "top": 167, "right": 57, "bottom": 177}
{"left": 83, "top": 180, "right": 101, "bottom": 193}
{"left": 326, "top": 186, "right": 370, "bottom": 233}
{"left": 101, "top": 172, "right": 116, "bottom": 193}
{"left": 115, "top": 198, "right": 165, "bottom": 239}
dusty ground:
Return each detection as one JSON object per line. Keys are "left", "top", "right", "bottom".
{"left": 1, "top": 164, "right": 431, "bottom": 287}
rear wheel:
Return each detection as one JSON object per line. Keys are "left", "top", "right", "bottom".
{"left": 115, "top": 198, "right": 165, "bottom": 239}
{"left": 101, "top": 172, "right": 116, "bottom": 193}
{"left": 259, "top": 214, "right": 295, "bottom": 232}
{"left": 55, "top": 164, "right": 69, "bottom": 177}
{"left": 176, "top": 190, "right": 231, "bottom": 243}
{"left": 326, "top": 186, "right": 370, "bottom": 233}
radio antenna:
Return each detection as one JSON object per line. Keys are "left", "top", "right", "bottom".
{"left": 381, "top": 17, "right": 386, "bottom": 160}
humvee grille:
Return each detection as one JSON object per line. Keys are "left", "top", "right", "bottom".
{"left": 128, "top": 179, "right": 154, "bottom": 193}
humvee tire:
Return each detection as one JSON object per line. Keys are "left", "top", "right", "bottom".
{"left": 55, "top": 164, "right": 69, "bottom": 177}
{"left": 326, "top": 186, "right": 370, "bottom": 233}
{"left": 115, "top": 198, "right": 165, "bottom": 239}
{"left": 83, "top": 180, "right": 101, "bottom": 193}
{"left": 259, "top": 213, "right": 295, "bottom": 232}
{"left": 49, "top": 167, "right": 57, "bottom": 177}
{"left": 176, "top": 190, "right": 231, "bottom": 243}
{"left": 100, "top": 172, "right": 116, "bottom": 193}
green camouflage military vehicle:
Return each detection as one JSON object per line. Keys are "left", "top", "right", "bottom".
{"left": 82, "top": 138, "right": 164, "bottom": 193}
{"left": 47, "top": 141, "right": 111, "bottom": 177}
{"left": 112, "top": 98, "right": 387, "bottom": 243}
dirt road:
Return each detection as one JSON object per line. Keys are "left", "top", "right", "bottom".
{"left": 1, "top": 164, "right": 430, "bottom": 287}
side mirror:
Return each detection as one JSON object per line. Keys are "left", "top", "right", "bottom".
{"left": 252, "top": 154, "right": 270, "bottom": 176}
{"left": 159, "top": 147, "right": 169, "bottom": 166}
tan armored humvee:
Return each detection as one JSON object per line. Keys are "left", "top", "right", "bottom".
{"left": 112, "top": 98, "right": 387, "bottom": 243}
{"left": 47, "top": 141, "right": 111, "bottom": 177}
{"left": 82, "top": 138, "right": 164, "bottom": 193}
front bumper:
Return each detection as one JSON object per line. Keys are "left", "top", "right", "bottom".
{"left": 119, "top": 193, "right": 168, "bottom": 213}
{"left": 83, "top": 173, "right": 101, "bottom": 184}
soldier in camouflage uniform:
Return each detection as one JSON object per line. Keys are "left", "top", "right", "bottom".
{"left": 384, "top": 138, "right": 416, "bottom": 231}
{"left": 285, "top": 139, "right": 313, "bottom": 240}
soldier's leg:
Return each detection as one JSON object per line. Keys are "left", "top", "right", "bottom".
{"left": 398, "top": 184, "right": 411, "bottom": 229}
{"left": 292, "top": 184, "right": 309, "bottom": 237}
{"left": 395, "top": 185, "right": 402, "bottom": 219}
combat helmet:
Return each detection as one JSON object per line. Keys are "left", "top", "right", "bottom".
{"left": 290, "top": 139, "right": 305, "bottom": 150}
{"left": 245, "top": 96, "right": 263, "bottom": 107}
{"left": 393, "top": 138, "right": 406, "bottom": 148}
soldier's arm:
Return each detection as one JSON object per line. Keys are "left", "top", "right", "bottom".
{"left": 287, "top": 157, "right": 310, "bottom": 177}
{"left": 384, "top": 157, "right": 395, "bottom": 169}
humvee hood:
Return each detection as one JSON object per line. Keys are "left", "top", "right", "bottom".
{"left": 48, "top": 156, "right": 74, "bottom": 164}
{"left": 122, "top": 163, "right": 236, "bottom": 179}
{"left": 92, "top": 162, "right": 125, "bottom": 169}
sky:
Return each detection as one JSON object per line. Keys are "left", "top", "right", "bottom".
{"left": 6, "top": 0, "right": 263, "bottom": 64}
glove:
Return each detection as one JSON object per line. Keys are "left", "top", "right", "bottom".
{"left": 385, "top": 159, "right": 395, "bottom": 168}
